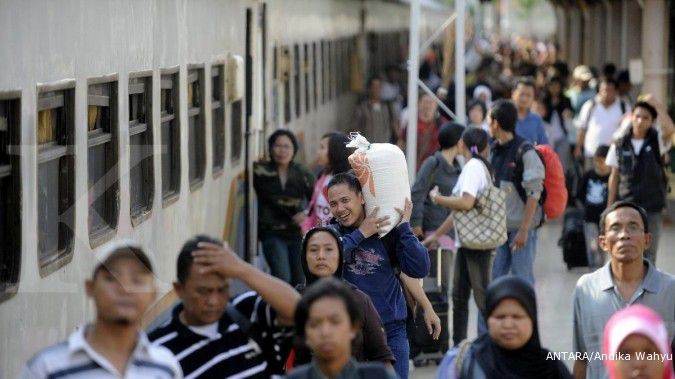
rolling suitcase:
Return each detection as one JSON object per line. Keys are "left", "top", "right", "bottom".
{"left": 558, "top": 207, "right": 588, "bottom": 270}
{"left": 408, "top": 247, "right": 450, "bottom": 366}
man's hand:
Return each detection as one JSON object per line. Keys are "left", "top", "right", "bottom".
{"left": 395, "top": 198, "right": 413, "bottom": 226}
{"left": 423, "top": 306, "right": 442, "bottom": 340}
{"left": 292, "top": 212, "right": 306, "bottom": 226}
{"left": 422, "top": 234, "right": 439, "bottom": 250}
{"left": 358, "top": 207, "right": 391, "bottom": 238}
{"left": 413, "top": 226, "right": 424, "bottom": 237}
{"left": 192, "top": 242, "right": 246, "bottom": 279}
{"left": 510, "top": 228, "right": 528, "bottom": 251}
{"left": 429, "top": 186, "right": 440, "bottom": 205}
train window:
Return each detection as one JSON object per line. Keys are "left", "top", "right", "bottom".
{"left": 230, "top": 100, "right": 242, "bottom": 162}
{"left": 294, "top": 44, "right": 301, "bottom": 119}
{"left": 304, "top": 43, "right": 310, "bottom": 113}
{"left": 327, "top": 41, "right": 333, "bottom": 101}
{"left": 332, "top": 40, "right": 338, "bottom": 98}
{"left": 128, "top": 74, "right": 154, "bottom": 225}
{"left": 160, "top": 69, "right": 181, "bottom": 206}
{"left": 37, "top": 82, "right": 75, "bottom": 276}
{"left": 282, "top": 47, "right": 291, "bottom": 124}
{"left": 0, "top": 93, "right": 21, "bottom": 301}
{"left": 187, "top": 66, "right": 206, "bottom": 190}
{"left": 321, "top": 40, "right": 327, "bottom": 105}
{"left": 87, "top": 78, "right": 119, "bottom": 247}
{"left": 312, "top": 42, "right": 318, "bottom": 110}
{"left": 211, "top": 64, "right": 225, "bottom": 175}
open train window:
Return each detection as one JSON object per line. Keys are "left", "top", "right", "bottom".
{"left": 187, "top": 66, "right": 206, "bottom": 190}
{"left": 160, "top": 68, "right": 181, "bottom": 206}
{"left": 312, "top": 42, "right": 318, "bottom": 110}
{"left": 230, "top": 100, "right": 242, "bottom": 162}
{"left": 37, "top": 82, "right": 75, "bottom": 276}
{"left": 87, "top": 77, "right": 119, "bottom": 247}
{"left": 211, "top": 64, "right": 225, "bottom": 176}
{"left": 294, "top": 44, "right": 301, "bottom": 119}
{"left": 0, "top": 92, "right": 21, "bottom": 302}
{"left": 129, "top": 73, "right": 154, "bottom": 226}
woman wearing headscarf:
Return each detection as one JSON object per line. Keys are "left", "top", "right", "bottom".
{"left": 472, "top": 85, "right": 493, "bottom": 110}
{"left": 435, "top": 276, "right": 572, "bottom": 379}
{"left": 289, "top": 226, "right": 395, "bottom": 368}
{"left": 603, "top": 305, "right": 674, "bottom": 379}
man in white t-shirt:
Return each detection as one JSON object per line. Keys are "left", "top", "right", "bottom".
{"left": 606, "top": 101, "right": 675, "bottom": 265}
{"left": 575, "top": 79, "right": 630, "bottom": 168}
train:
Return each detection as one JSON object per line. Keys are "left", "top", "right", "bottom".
{"left": 0, "top": 0, "right": 450, "bottom": 377}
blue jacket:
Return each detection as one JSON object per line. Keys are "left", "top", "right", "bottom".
{"left": 331, "top": 221, "right": 430, "bottom": 324}
{"left": 516, "top": 112, "right": 549, "bottom": 146}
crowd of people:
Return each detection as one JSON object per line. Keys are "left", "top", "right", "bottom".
{"left": 20, "top": 36, "right": 675, "bottom": 379}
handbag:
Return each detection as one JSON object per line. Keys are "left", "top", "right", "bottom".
{"left": 453, "top": 161, "right": 507, "bottom": 250}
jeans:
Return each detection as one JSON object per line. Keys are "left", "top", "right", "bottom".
{"left": 385, "top": 321, "right": 409, "bottom": 379}
{"left": 261, "top": 235, "right": 304, "bottom": 286}
{"left": 492, "top": 229, "right": 538, "bottom": 285}
{"left": 584, "top": 222, "right": 604, "bottom": 269}
{"left": 451, "top": 247, "right": 493, "bottom": 346}
{"left": 645, "top": 212, "right": 664, "bottom": 265}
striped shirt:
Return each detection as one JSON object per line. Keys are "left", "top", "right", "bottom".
{"left": 148, "top": 291, "right": 293, "bottom": 379}
{"left": 21, "top": 325, "right": 182, "bottom": 379}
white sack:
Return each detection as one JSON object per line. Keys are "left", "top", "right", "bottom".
{"left": 347, "top": 133, "right": 411, "bottom": 237}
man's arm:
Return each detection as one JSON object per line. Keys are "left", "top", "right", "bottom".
{"left": 394, "top": 199, "right": 430, "bottom": 278}
{"left": 607, "top": 167, "right": 619, "bottom": 206}
{"left": 400, "top": 274, "right": 441, "bottom": 340}
{"left": 572, "top": 286, "right": 588, "bottom": 379}
{"left": 573, "top": 361, "right": 587, "bottom": 379}
{"left": 512, "top": 149, "right": 545, "bottom": 250}
{"left": 192, "top": 242, "right": 300, "bottom": 326}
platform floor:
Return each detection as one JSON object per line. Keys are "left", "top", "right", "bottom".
{"left": 411, "top": 219, "right": 675, "bottom": 378}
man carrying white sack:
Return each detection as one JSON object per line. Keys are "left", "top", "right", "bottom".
{"left": 326, "top": 172, "right": 430, "bottom": 379}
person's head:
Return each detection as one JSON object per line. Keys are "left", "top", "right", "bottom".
{"left": 87, "top": 240, "right": 156, "bottom": 326}
{"left": 460, "top": 127, "right": 490, "bottom": 159}
{"left": 617, "top": 70, "right": 631, "bottom": 95}
{"left": 318, "top": 132, "right": 351, "bottom": 174}
{"left": 531, "top": 97, "right": 547, "bottom": 119}
{"left": 473, "top": 85, "right": 493, "bottom": 106}
{"left": 603, "top": 63, "right": 617, "bottom": 80}
{"left": 572, "top": 65, "right": 593, "bottom": 88}
{"left": 301, "top": 227, "right": 344, "bottom": 285}
{"left": 385, "top": 65, "right": 402, "bottom": 82}
{"left": 294, "top": 278, "right": 363, "bottom": 363}
{"left": 511, "top": 76, "right": 537, "bottom": 113}
{"left": 468, "top": 100, "right": 487, "bottom": 126}
{"left": 631, "top": 101, "right": 658, "bottom": 139}
{"left": 593, "top": 145, "right": 610, "bottom": 176}
{"left": 546, "top": 76, "right": 563, "bottom": 96}
{"left": 268, "top": 129, "right": 299, "bottom": 167}
{"left": 174, "top": 235, "right": 229, "bottom": 325}
{"left": 327, "top": 173, "right": 365, "bottom": 228}
{"left": 598, "top": 79, "right": 619, "bottom": 105}
{"left": 488, "top": 100, "right": 518, "bottom": 137}
{"left": 603, "top": 305, "right": 674, "bottom": 379}
{"left": 367, "top": 76, "right": 382, "bottom": 102}
{"left": 438, "top": 122, "right": 465, "bottom": 152}
{"left": 419, "top": 93, "right": 438, "bottom": 122}
{"left": 599, "top": 201, "right": 651, "bottom": 264}
{"left": 484, "top": 276, "right": 538, "bottom": 350}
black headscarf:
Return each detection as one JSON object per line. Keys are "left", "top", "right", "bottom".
{"left": 472, "top": 276, "right": 572, "bottom": 379}
{"left": 299, "top": 227, "right": 345, "bottom": 288}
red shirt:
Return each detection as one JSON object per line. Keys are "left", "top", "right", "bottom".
{"left": 400, "top": 117, "right": 442, "bottom": 170}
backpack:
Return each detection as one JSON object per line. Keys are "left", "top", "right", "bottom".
{"left": 515, "top": 142, "right": 568, "bottom": 221}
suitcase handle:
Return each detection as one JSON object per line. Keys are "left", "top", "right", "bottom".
{"left": 436, "top": 247, "right": 442, "bottom": 288}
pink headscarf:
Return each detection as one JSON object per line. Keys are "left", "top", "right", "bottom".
{"left": 603, "top": 305, "right": 674, "bottom": 379}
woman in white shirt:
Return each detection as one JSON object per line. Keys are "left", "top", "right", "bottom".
{"left": 426, "top": 127, "right": 495, "bottom": 346}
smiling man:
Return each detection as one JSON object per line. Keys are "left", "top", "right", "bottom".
{"left": 571, "top": 202, "right": 675, "bottom": 379}
{"left": 326, "top": 173, "right": 430, "bottom": 379}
